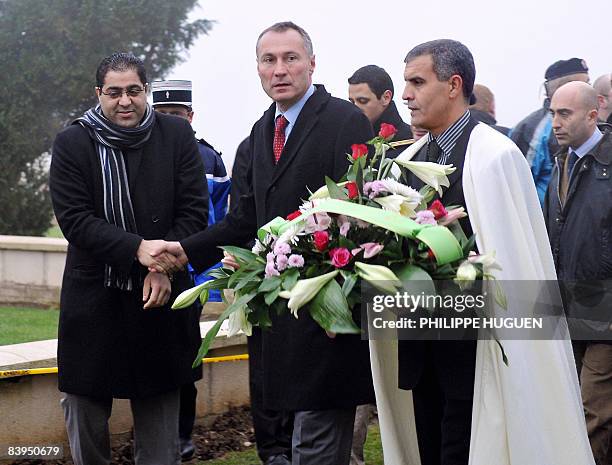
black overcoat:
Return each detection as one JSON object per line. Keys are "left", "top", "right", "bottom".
{"left": 183, "top": 85, "right": 376, "bottom": 410}
{"left": 50, "top": 113, "right": 208, "bottom": 399}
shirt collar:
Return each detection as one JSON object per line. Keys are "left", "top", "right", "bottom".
{"left": 275, "top": 84, "right": 316, "bottom": 126}
{"left": 427, "top": 110, "right": 471, "bottom": 163}
{"left": 570, "top": 127, "right": 603, "bottom": 158}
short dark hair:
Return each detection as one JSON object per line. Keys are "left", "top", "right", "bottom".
{"left": 256, "top": 21, "right": 313, "bottom": 56}
{"left": 348, "top": 65, "right": 394, "bottom": 99}
{"left": 404, "top": 39, "right": 475, "bottom": 101}
{"left": 96, "top": 52, "right": 147, "bottom": 88}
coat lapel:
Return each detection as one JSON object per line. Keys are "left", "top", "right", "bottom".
{"left": 442, "top": 117, "right": 479, "bottom": 193}
{"left": 270, "top": 86, "right": 328, "bottom": 186}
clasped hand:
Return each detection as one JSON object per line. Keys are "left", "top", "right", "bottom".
{"left": 136, "top": 239, "right": 188, "bottom": 274}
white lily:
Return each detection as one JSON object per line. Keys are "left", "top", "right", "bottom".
{"left": 455, "top": 260, "right": 478, "bottom": 290}
{"left": 468, "top": 250, "right": 503, "bottom": 272}
{"left": 278, "top": 270, "right": 339, "bottom": 317}
{"left": 172, "top": 282, "right": 208, "bottom": 309}
{"left": 276, "top": 223, "right": 304, "bottom": 246}
{"left": 354, "top": 262, "right": 401, "bottom": 294}
{"left": 309, "top": 181, "right": 349, "bottom": 200}
{"left": 374, "top": 194, "right": 418, "bottom": 217}
{"left": 393, "top": 159, "right": 456, "bottom": 196}
{"left": 227, "top": 301, "right": 253, "bottom": 337}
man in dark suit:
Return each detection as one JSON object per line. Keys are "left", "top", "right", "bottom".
{"left": 348, "top": 64, "right": 413, "bottom": 156}
{"left": 49, "top": 52, "right": 208, "bottom": 465}
{"left": 152, "top": 22, "right": 375, "bottom": 465}
{"left": 398, "top": 39, "right": 480, "bottom": 465}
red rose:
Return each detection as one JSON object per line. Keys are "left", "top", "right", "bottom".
{"left": 351, "top": 143, "right": 368, "bottom": 160}
{"left": 286, "top": 210, "right": 302, "bottom": 221}
{"left": 313, "top": 230, "right": 330, "bottom": 252}
{"left": 427, "top": 249, "right": 436, "bottom": 261}
{"left": 346, "top": 181, "right": 359, "bottom": 199}
{"left": 428, "top": 199, "right": 448, "bottom": 220}
{"left": 329, "top": 247, "right": 351, "bottom": 268}
{"left": 378, "top": 123, "right": 397, "bottom": 140}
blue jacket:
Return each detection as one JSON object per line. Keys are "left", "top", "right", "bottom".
{"left": 509, "top": 100, "right": 558, "bottom": 205}
{"left": 191, "top": 138, "right": 230, "bottom": 300}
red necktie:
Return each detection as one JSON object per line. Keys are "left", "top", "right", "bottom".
{"left": 273, "top": 115, "right": 288, "bottom": 164}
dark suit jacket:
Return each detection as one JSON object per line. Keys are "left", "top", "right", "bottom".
{"left": 397, "top": 116, "right": 479, "bottom": 397}
{"left": 50, "top": 113, "right": 208, "bottom": 398}
{"left": 373, "top": 101, "right": 413, "bottom": 157}
{"left": 183, "top": 85, "right": 376, "bottom": 410}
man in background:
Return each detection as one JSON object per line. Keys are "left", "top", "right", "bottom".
{"left": 152, "top": 80, "right": 230, "bottom": 461}
{"left": 544, "top": 81, "right": 612, "bottom": 465}
{"left": 348, "top": 64, "right": 413, "bottom": 154}
{"left": 593, "top": 73, "right": 612, "bottom": 124}
{"left": 510, "top": 58, "right": 589, "bottom": 204}
{"left": 468, "top": 83, "right": 509, "bottom": 135}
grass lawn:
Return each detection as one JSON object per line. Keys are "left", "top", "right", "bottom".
{"left": 45, "top": 225, "right": 64, "bottom": 238}
{"left": 0, "top": 306, "right": 59, "bottom": 345}
{"left": 195, "top": 424, "right": 383, "bottom": 465}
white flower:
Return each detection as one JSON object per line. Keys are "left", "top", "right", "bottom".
{"left": 227, "top": 302, "right": 252, "bottom": 337}
{"left": 374, "top": 194, "right": 418, "bottom": 217}
{"left": 354, "top": 262, "right": 401, "bottom": 294}
{"left": 308, "top": 181, "right": 349, "bottom": 200}
{"left": 393, "top": 159, "right": 456, "bottom": 196}
{"left": 455, "top": 260, "right": 478, "bottom": 290}
{"left": 467, "top": 251, "right": 502, "bottom": 272}
{"left": 379, "top": 179, "right": 422, "bottom": 203}
{"left": 251, "top": 239, "right": 266, "bottom": 255}
{"left": 276, "top": 224, "right": 303, "bottom": 246}
{"left": 278, "top": 270, "right": 339, "bottom": 317}
{"left": 172, "top": 282, "right": 208, "bottom": 309}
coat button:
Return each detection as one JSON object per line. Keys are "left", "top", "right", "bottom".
{"left": 152, "top": 215, "right": 160, "bottom": 223}
{"left": 553, "top": 247, "right": 559, "bottom": 254}
{"left": 270, "top": 185, "right": 276, "bottom": 192}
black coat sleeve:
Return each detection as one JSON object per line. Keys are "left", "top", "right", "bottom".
{"left": 164, "top": 127, "right": 209, "bottom": 241}
{"left": 182, "top": 134, "right": 257, "bottom": 273}
{"left": 50, "top": 127, "right": 142, "bottom": 272}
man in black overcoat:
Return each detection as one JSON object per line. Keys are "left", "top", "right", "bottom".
{"left": 49, "top": 52, "right": 208, "bottom": 465}
{"left": 152, "top": 22, "right": 375, "bottom": 465}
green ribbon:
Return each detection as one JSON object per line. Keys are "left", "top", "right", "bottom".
{"left": 258, "top": 199, "right": 464, "bottom": 265}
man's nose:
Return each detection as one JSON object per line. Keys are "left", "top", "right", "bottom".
{"left": 273, "top": 61, "right": 288, "bottom": 76}
{"left": 402, "top": 85, "right": 414, "bottom": 101}
{"left": 118, "top": 92, "right": 132, "bottom": 106}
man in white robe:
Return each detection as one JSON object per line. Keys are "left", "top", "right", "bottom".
{"left": 370, "top": 39, "right": 595, "bottom": 465}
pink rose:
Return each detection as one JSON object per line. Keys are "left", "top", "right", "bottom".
{"left": 313, "top": 230, "right": 330, "bottom": 252}
{"left": 361, "top": 242, "right": 384, "bottom": 259}
{"left": 329, "top": 247, "right": 351, "bottom": 268}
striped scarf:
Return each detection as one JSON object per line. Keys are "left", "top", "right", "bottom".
{"left": 74, "top": 104, "right": 156, "bottom": 290}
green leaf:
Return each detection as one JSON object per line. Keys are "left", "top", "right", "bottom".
{"left": 199, "top": 288, "right": 210, "bottom": 306}
{"left": 234, "top": 269, "right": 263, "bottom": 292}
{"left": 228, "top": 268, "right": 245, "bottom": 288}
{"left": 264, "top": 287, "right": 281, "bottom": 306}
{"left": 220, "top": 245, "right": 264, "bottom": 265}
{"left": 325, "top": 176, "right": 349, "bottom": 200}
{"left": 341, "top": 273, "right": 358, "bottom": 297}
{"left": 309, "top": 279, "right": 360, "bottom": 334}
{"left": 258, "top": 276, "right": 282, "bottom": 292}
{"left": 496, "top": 339, "right": 509, "bottom": 366}
{"left": 493, "top": 279, "right": 508, "bottom": 310}
{"left": 207, "top": 267, "right": 230, "bottom": 279}
{"left": 282, "top": 268, "right": 300, "bottom": 290}
{"left": 193, "top": 292, "right": 256, "bottom": 367}
{"left": 393, "top": 264, "right": 437, "bottom": 312}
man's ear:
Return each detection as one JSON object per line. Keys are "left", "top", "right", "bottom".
{"left": 587, "top": 108, "right": 599, "bottom": 123}
{"left": 188, "top": 111, "right": 194, "bottom": 124}
{"left": 448, "top": 75, "right": 464, "bottom": 100}
{"left": 381, "top": 89, "right": 392, "bottom": 107}
{"left": 309, "top": 55, "right": 316, "bottom": 75}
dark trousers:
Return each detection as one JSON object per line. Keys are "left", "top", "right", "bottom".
{"left": 292, "top": 408, "right": 356, "bottom": 465}
{"left": 249, "top": 329, "right": 294, "bottom": 461}
{"left": 179, "top": 382, "right": 197, "bottom": 439}
{"left": 412, "top": 341, "right": 476, "bottom": 465}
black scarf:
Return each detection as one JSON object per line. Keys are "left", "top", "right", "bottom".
{"left": 74, "top": 104, "right": 156, "bottom": 290}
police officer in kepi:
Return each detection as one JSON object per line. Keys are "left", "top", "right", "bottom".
{"left": 152, "top": 80, "right": 230, "bottom": 461}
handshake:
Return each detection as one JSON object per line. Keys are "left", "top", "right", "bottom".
{"left": 135, "top": 239, "right": 188, "bottom": 309}
{"left": 136, "top": 239, "right": 189, "bottom": 274}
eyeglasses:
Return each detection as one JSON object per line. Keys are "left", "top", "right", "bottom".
{"left": 97, "top": 85, "right": 147, "bottom": 99}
